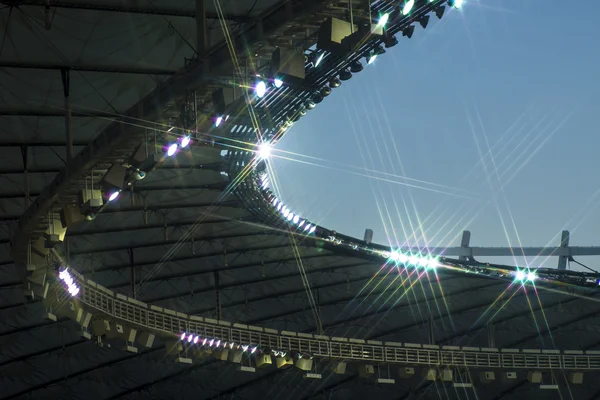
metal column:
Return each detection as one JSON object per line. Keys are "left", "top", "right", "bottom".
{"left": 60, "top": 68, "right": 73, "bottom": 161}
{"left": 558, "top": 230, "right": 570, "bottom": 270}
{"left": 195, "top": 0, "right": 208, "bottom": 72}
{"left": 20, "top": 145, "right": 30, "bottom": 210}
{"left": 459, "top": 230, "right": 471, "bottom": 262}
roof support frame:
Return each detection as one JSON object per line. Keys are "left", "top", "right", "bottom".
{"left": 0, "top": 60, "right": 179, "bottom": 75}
{"left": 7, "top": 0, "right": 253, "bottom": 22}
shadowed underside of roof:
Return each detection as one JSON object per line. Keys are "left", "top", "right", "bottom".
{"left": 2, "top": 1, "right": 600, "bottom": 400}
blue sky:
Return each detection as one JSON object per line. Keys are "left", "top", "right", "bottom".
{"left": 272, "top": 0, "right": 600, "bottom": 269}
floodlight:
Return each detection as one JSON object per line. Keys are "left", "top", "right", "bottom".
{"left": 378, "top": 13, "right": 389, "bottom": 27}
{"left": 339, "top": 69, "right": 352, "bottom": 81}
{"left": 180, "top": 136, "right": 191, "bottom": 148}
{"left": 419, "top": 15, "right": 430, "bottom": 29}
{"left": 402, "top": 26, "right": 415, "bottom": 39}
{"left": 255, "top": 80, "right": 267, "bottom": 98}
{"left": 215, "top": 116, "right": 223, "bottom": 127}
{"left": 527, "top": 271, "right": 536, "bottom": 281}
{"left": 329, "top": 78, "right": 341, "bottom": 88}
{"left": 515, "top": 270, "right": 526, "bottom": 281}
{"left": 306, "top": 99, "right": 316, "bottom": 109}
{"left": 435, "top": 6, "right": 446, "bottom": 19}
{"left": 274, "top": 78, "right": 283, "bottom": 88}
{"left": 350, "top": 61, "right": 363, "bottom": 73}
{"left": 321, "top": 86, "right": 332, "bottom": 97}
{"left": 167, "top": 143, "right": 178, "bottom": 156}
{"left": 384, "top": 35, "right": 398, "bottom": 48}
{"left": 108, "top": 191, "right": 120, "bottom": 202}
{"left": 309, "top": 226, "right": 316, "bottom": 233}
{"left": 367, "top": 53, "right": 377, "bottom": 64}
{"left": 449, "top": 0, "right": 463, "bottom": 8}
{"left": 402, "top": 0, "right": 414, "bottom": 15}
{"left": 313, "top": 93, "right": 323, "bottom": 104}
{"left": 314, "top": 52, "right": 325, "bottom": 67}
{"left": 293, "top": 215, "right": 300, "bottom": 224}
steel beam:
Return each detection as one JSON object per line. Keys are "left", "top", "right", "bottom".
{"left": 0, "top": 60, "right": 178, "bottom": 75}
{"left": 60, "top": 68, "right": 73, "bottom": 160}
{"left": 6, "top": 0, "right": 252, "bottom": 21}
{"left": 558, "top": 230, "right": 570, "bottom": 269}
{"left": 0, "top": 108, "right": 113, "bottom": 117}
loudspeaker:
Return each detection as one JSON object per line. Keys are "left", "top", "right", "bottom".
{"left": 527, "top": 371, "right": 542, "bottom": 383}
{"left": 480, "top": 371, "right": 496, "bottom": 383}
{"left": 103, "top": 164, "right": 127, "bottom": 189}
{"left": 270, "top": 48, "right": 305, "bottom": 87}
{"left": 317, "top": 17, "right": 356, "bottom": 53}
{"left": 359, "top": 365, "right": 375, "bottom": 378}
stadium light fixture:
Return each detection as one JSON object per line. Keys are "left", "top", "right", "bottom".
{"left": 167, "top": 143, "right": 178, "bottom": 157}
{"left": 350, "top": 61, "right": 363, "bottom": 73}
{"left": 384, "top": 35, "right": 398, "bottom": 48}
{"left": 255, "top": 80, "right": 267, "bottom": 98}
{"left": 274, "top": 78, "right": 283, "bottom": 88}
{"left": 339, "top": 69, "right": 352, "bottom": 81}
{"left": 314, "top": 52, "right": 325, "bottom": 67}
{"left": 387, "top": 251, "right": 440, "bottom": 270}
{"left": 435, "top": 6, "right": 446, "bottom": 19}
{"left": 419, "top": 15, "right": 430, "bottom": 29}
{"left": 108, "top": 191, "right": 120, "bottom": 202}
{"left": 402, "top": 25, "right": 415, "bottom": 39}
{"left": 378, "top": 13, "right": 389, "bottom": 27}
{"left": 180, "top": 136, "right": 191, "bottom": 148}
{"left": 329, "top": 77, "right": 341, "bottom": 88}
{"left": 402, "top": 0, "right": 415, "bottom": 15}
{"left": 58, "top": 267, "right": 80, "bottom": 296}
{"left": 449, "top": 0, "right": 463, "bottom": 8}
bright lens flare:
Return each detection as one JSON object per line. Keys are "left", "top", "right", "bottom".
{"left": 257, "top": 143, "right": 272, "bottom": 159}
{"left": 515, "top": 270, "right": 526, "bottom": 281}
{"left": 527, "top": 272, "right": 536, "bottom": 281}
{"left": 167, "top": 143, "right": 178, "bottom": 156}
{"left": 108, "top": 191, "right": 119, "bottom": 202}
{"left": 378, "top": 13, "right": 389, "bottom": 26}
{"left": 274, "top": 78, "right": 283, "bottom": 88}
{"left": 402, "top": 0, "right": 414, "bottom": 15}
{"left": 255, "top": 81, "right": 267, "bottom": 98}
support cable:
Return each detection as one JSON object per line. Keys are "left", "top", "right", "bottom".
{"left": 569, "top": 258, "right": 599, "bottom": 274}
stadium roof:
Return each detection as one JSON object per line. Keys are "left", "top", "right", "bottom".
{"left": 2, "top": 1, "right": 600, "bottom": 399}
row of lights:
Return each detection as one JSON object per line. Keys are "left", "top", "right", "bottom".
{"left": 382, "top": 250, "right": 440, "bottom": 270}
{"left": 58, "top": 267, "right": 80, "bottom": 296}
{"left": 179, "top": 332, "right": 258, "bottom": 353}
{"left": 212, "top": 1, "right": 465, "bottom": 132}
{"left": 105, "top": 134, "right": 192, "bottom": 204}
{"left": 179, "top": 332, "right": 311, "bottom": 361}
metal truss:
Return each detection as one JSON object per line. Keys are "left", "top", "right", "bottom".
{"left": 4, "top": 0, "right": 253, "bottom": 21}
{"left": 0, "top": 60, "right": 178, "bottom": 75}
{"left": 0, "top": 108, "right": 113, "bottom": 117}
{"left": 71, "top": 274, "right": 600, "bottom": 371}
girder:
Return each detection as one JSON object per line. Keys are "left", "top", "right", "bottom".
{"left": 0, "top": 60, "right": 178, "bottom": 75}
{"left": 3, "top": 0, "right": 252, "bottom": 21}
